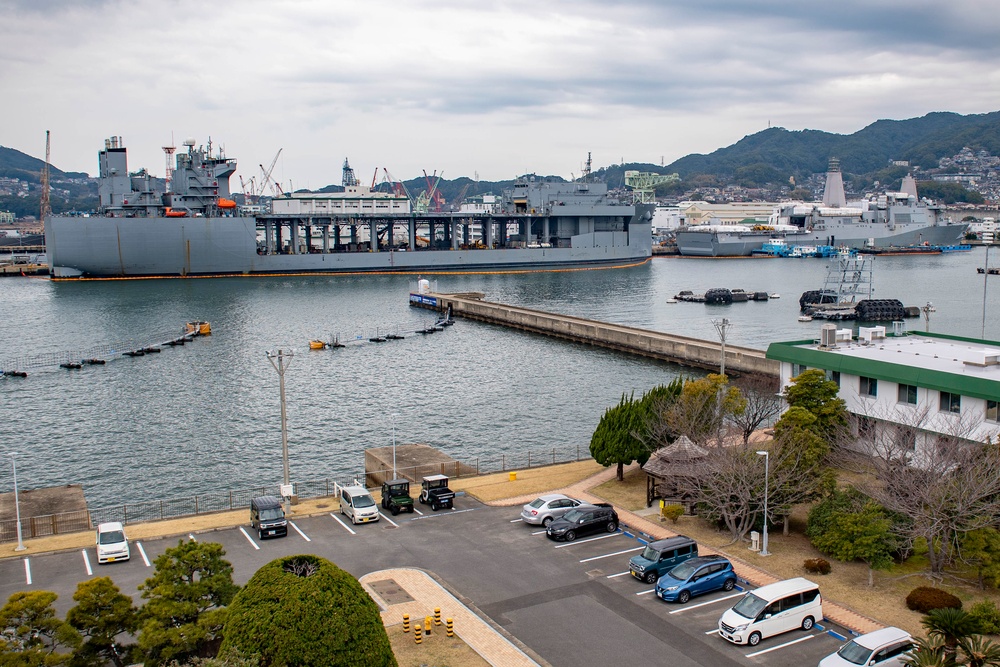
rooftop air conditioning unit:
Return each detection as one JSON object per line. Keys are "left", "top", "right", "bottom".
{"left": 820, "top": 324, "right": 838, "bottom": 348}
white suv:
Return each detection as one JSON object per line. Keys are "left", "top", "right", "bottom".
{"left": 95, "top": 522, "right": 130, "bottom": 564}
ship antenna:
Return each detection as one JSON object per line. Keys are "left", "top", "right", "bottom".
{"left": 163, "top": 133, "right": 177, "bottom": 194}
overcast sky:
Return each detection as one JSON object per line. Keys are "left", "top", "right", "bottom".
{"left": 2, "top": 0, "right": 998, "bottom": 190}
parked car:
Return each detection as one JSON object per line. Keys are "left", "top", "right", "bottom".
{"left": 250, "top": 495, "right": 287, "bottom": 539}
{"left": 418, "top": 474, "right": 455, "bottom": 511}
{"left": 520, "top": 494, "right": 587, "bottom": 526}
{"left": 545, "top": 503, "right": 618, "bottom": 542}
{"left": 340, "top": 486, "right": 380, "bottom": 525}
{"left": 818, "top": 627, "right": 914, "bottom": 667}
{"left": 718, "top": 577, "right": 822, "bottom": 647}
{"left": 655, "top": 555, "right": 736, "bottom": 603}
{"left": 628, "top": 535, "right": 698, "bottom": 583}
{"left": 95, "top": 522, "right": 130, "bottom": 564}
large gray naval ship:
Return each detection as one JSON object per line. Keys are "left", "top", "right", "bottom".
{"left": 674, "top": 159, "right": 968, "bottom": 257}
{"left": 46, "top": 137, "right": 654, "bottom": 278}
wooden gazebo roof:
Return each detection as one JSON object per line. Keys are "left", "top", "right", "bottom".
{"left": 642, "top": 435, "right": 710, "bottom": 479}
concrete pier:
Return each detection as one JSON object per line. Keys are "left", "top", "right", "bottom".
{"left": 410, "top": 292, "right": 779, "bottom": 376}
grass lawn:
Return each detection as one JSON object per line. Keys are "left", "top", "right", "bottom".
{"left": 387, "top": 623, "right": 489, "bottom": 667}
{"left": 590, "top": 466, "right": 1000, "bottom": 637}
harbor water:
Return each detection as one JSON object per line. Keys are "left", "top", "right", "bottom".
{"left": 2, "top": 250, "right": 998, "bottom": 507}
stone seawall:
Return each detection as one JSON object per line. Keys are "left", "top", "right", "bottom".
{"left": 411, "top": 292, "right": 779, "bottom": 376}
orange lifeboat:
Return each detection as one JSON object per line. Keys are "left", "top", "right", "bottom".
{"left": 164, "top": 207, "right": 188, "bottom": 218}
{"left": 217, "top": 198, "right": 237, "bottom": 209}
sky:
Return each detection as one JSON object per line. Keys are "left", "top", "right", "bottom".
{"left": 2, "top": 0, "right": 999, "bottom": 190}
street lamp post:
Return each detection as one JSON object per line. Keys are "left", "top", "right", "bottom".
{"left": 983, "top": 242, "right": 993, "bottom": 339}
{"left": 712, "top": 318, "right": 732, "bottom": 377}
{"left": 266, "top": 349, "right": 294, "bottom": 514}
{"left": 756, "top": 450, "right": 770, "bottom": 556}
{"left": 390, "top": 412, "right": 399, "bottom": 479}
{"left": 8, "top": 452, "right": 25, "bottom": 552}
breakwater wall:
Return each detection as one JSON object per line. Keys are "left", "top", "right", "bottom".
{"left": 410, "top": 292, "right": 779, "bottom": 376}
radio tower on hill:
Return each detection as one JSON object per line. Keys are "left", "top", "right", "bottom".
{"left": 39, "top": 130, "right": 51, "bottom": 230}
{"left": 163, "top": 136, "right": 177, "bottom": 193}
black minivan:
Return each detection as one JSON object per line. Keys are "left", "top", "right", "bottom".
{"left": 250, "top": 496, "right": 287, "bottom": 539}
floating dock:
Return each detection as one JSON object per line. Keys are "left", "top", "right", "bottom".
{"left": 410, "top": 292, "right": 778, "bottom": 376}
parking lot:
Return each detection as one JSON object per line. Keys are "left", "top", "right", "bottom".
{"left": 0, "top": 495, "right": 856, "bottom": 667}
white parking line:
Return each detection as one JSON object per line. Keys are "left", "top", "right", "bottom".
{"left": 412, "top": 507, "right": 424, "bottom": 516}
{"left": 668, "top": 592, "right": 743, "bottom": 614}
{"left": 137, "top": 542, "right": 151, "bottom": 567}
{"left": 82, "top": 550, "right": 93, "bottom": 576}
{"left": 238, "top": 527, "right": 260, "bottom": 550}
{"left": 188, "top": 534, "right": 197, "bottom": 542}
{"left": 23, "top": 559, "right": 31, "bottom": 585}
{"left": 330, "top": 513, "right": 356, "bottom": 535}
{"left": 579, "top": 546, "right": 643, "bottom": 563}
{"left": 636, "top": 588, "right": 657, "bottom": 596}
{"left": 290, "top": 521, "right": 311, "bottom": 541}
{"left": 409, "top": 508, "right": 476, "bottom": 521}
{"left": 744, "top": 633, "right": 818, "bottom": 658}
{"left": 706, "top": 629, "right": 721, "bottom": 635}
{"left": 379, "top": 513, "right": 399, "bottom": 528}
{"left": 510, "top": 518, "right": 523, "bottom": 523}
{"left": 531, "top": 529, "right": 547, "bottom": 536}
{"left": 553, "top": 532, "right": 621, "bottom": 548}
{"left": 606, "top": 571, "right": 631, "bottom": 579}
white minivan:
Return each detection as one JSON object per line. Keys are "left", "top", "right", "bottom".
{"left": 95, "top": 521, "right": 131, "bottom": 564}
{"left": 340, "top": 486, "right": 380, "bottom": 525}
{"left": 718, "top": 577, "right": 822, "bottom": 647}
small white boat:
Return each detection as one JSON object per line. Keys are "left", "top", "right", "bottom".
{"left": 665, "top": 298, "right": 678, "bottom": 304}
{"left": 770, "top": 293, "right": 781, "bottom": 299}
{"left": 797, "top": 315, "right": 813, "bottom": 322}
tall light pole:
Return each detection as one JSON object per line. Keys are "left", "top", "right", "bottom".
{"left": 266, "top": 349, "right": 294, "bottom": 514}
{"left": 983, "top": 242, "right": 992, "bottom": 339}
{"left": 756, "top": 450, "right": 770, "bottom": 556}
{"left": 712, "top": 318, "right": 732, "bottom": 377}
{"left": 8, "top": 452, "right": 25, "bottom": 552}
{"left": 390, "top": 412, "right": 399, "bottom": 479}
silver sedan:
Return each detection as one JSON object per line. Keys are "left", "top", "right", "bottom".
{"left": 520, "top": 494, "right": 587, "bottom": 526}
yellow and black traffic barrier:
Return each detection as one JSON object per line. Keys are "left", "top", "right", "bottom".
{"left": 446, "top": 617, "right": 454, "bottom": 637}
{"left": 402, "top": 613, "right": 410, "bottom": 633}
{"left": 434, "top": 607, "right": 442, "bottom": 625}
{"left": 424, "top": 616, "right": 432, "bottom": 635}
{"left": 414, "top": 625, "right": 422, "bottom": 644}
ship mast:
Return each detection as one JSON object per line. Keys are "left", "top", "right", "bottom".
{"left": 163, "top": 135, "right": 176, "bottom": 193}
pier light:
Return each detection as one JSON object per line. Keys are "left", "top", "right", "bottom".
{"left": 7, "top": 452, "right": 25, "bottom": 552}
{"left": 265, "top": 349, "right": 295, "bottom": 514}
{"left": 756, "top": 450, "right": 770, "bottom": 556}
{"left": 391, "top": 412, "right": 399, "bottom": 478}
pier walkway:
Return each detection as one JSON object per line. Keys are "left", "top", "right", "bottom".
{"left": 410, "top": 292, "right": 779, "bottom": 376}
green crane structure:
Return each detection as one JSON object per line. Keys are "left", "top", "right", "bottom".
{"left": 624, "top": 170, "right": 680, "bottom": 203}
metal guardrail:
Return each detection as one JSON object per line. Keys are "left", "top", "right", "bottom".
{"left": 0, "top": 448, "right": 594, "bottom": 543}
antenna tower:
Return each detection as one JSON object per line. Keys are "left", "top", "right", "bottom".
{"left": 582, "top": 152, "right": 592, "bottom": 181}
{"left": 40, "top": 130, "right": 51, "bottom": 226}
{"left": 162, "top": 134, "right": 177, "bottom": 193}
{"left": 342, "top": 158, "right": 358, "bottom": 187}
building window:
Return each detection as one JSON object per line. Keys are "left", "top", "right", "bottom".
{"left": 939, "top": 392, "right": 961, "bottom": 414}
{"left": 987, "top": 400, "right": 999, "bottom": 423}
{"left": 896, "top": 427, "right": 917, "bottom": 451}
{"left": 897, "top": 384, "right": 917, "bottom": 405}
{"left": 792, "top": 364, "right": 807, "bottom": 378}
{"left": 860, "top": 376, "right": 878, "bottom": 398}
{"left": 825, "top": 370, "right": 840, "bottom": 387}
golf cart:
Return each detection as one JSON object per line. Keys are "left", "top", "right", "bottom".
{"left": 419, "top": 474, "right": 455, "bottom": 511}
{"left": 380, "top": 479, "right": 414, "bottom": 516}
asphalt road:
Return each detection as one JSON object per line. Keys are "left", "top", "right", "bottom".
{"left": 0, "top": 496, "right": 855, "bottom": 667}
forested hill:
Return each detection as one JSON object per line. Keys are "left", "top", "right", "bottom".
{"left": 0, "top": 146, "right": 87, "bottom": 182}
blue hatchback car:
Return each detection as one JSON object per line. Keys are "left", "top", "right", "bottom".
{"left": 655, "top": 555, "right": 737, "bottom": 603}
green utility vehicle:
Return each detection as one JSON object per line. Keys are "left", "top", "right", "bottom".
{"left": 380, "top": 479, "right": 414, "bottom": 516}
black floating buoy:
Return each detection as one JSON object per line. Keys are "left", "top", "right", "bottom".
{"left": 143, "top": 347, "right": 162, "bottom": 353}
{"left": 123, "top": 350, "right": 145, "bottom": 357}
{"left": 369, "top": 336, "right": 387, "bottom": 343}
{"left": 4, "top": 370, "right": 28, "bottom": 378}
{"left": 60, "top": 362, "right": 83, "bottom": 370}
{"left": 386, "top": 334, "right": 404, "bottom": 340}
{"left": 84, "top": 358, "right": 106, "bottom": 365}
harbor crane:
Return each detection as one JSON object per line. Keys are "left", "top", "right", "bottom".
{"left": 624, "top": 170, "right": 680, "bottom": 204}
{"left": 260, "top": 149, "right": 284, "bottom": 197}
{"left": 414, "top": 169, "right": 445, "bottom": 213}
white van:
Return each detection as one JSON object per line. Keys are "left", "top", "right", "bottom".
{"left": 340, "top": 486, "right": 380, "bottom": 525}
{"left": 95, "top": 522, "right": 130, "bottom": 564}
{"left": 718, "top": 577, "right": 822, "bottom": 647}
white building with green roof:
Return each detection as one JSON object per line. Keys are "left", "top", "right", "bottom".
{"left": 767, "top": 325, "right": 1000, "bottom": 458}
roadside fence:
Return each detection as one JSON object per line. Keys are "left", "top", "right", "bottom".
{"left": 0, "top": 446, "right": 594, "bottom": 543}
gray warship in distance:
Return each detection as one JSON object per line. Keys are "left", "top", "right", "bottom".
{"left": 45, "top": 137, "right": 654, "bottom": 279}
{"left": 674, "top": 158, "right": 968, "bottom": 257}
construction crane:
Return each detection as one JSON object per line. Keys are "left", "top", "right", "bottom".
{"left": 39, "top": 130, "right": 51, "bottom": 227}
{"left": 416, "top": 169, "right": 445, "bottom": 213}
{"left": 624, "top": 170, "right": 680, "bottom": 204}
{"left": 379, "top": 168, "right": 413, "bottom": 202}
{"left": 260, "top": 149, "right": 284, "bottom": 197}
{"left": 450, "top": 182, "right": 471, "bottom": 211}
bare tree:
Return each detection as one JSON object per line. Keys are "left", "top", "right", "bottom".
{"left": 838, "top": 400, "right": 1000, "bottom": 575}
{"left": 731, "top": 373, "right": 783, "bottom": 445}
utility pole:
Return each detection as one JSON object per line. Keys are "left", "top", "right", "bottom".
{"left": 712, "top": 318, "right": 732, "bottom": 376}
{"left": 266, "top": 349, "right": 294, "bottom": 514}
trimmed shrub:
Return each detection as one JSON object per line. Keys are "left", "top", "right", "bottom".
{"left": 661, "top": 504, "right": 685, "bottom": 524}
{"left": 803, "top": 558, "right": 832, "bottom": 575}
{"left": 905, "top": 586, "right": 963, "bottom": 613}
{"left": 221, "top": 554, "right": 396, "bottom": 667}
{"left": 969, "top": 600, "right": 1000, "bottom": 635}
